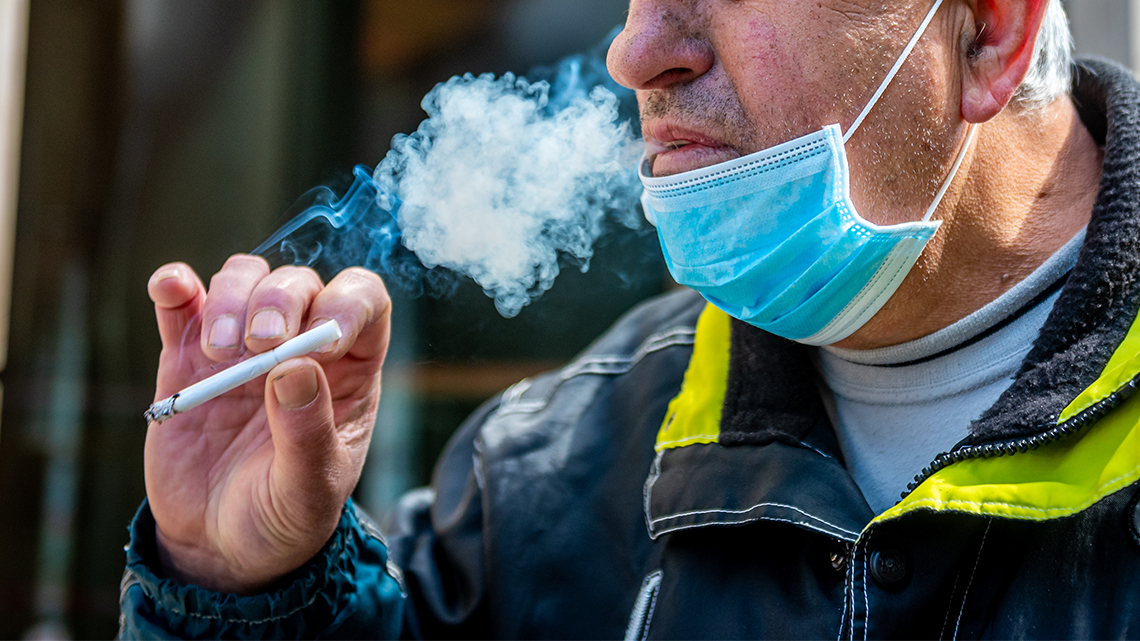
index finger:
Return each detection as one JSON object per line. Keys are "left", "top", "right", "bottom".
{"left": 148, "top": 262, "right": 207, "bottom": 349}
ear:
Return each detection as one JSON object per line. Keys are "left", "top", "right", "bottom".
{"left": 960, "top": 0, "right": 1050, "bottom": 122}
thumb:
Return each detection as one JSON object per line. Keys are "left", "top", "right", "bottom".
{"left": 264, "top": 358, "right": 343, "bottom": 506}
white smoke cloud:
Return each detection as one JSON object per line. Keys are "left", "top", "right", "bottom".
{"left": 373, "top": 71, "right": 642, "bottom": 317}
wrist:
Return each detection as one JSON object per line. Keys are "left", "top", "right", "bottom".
{"left": 123, "top": 500, "right": 368, "bottom": 639}
{"left": 154, "top": 527, "right": 284, "bottom": 595}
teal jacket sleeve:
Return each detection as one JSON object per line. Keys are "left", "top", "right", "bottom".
{"left": 117, "top": 498, "right": 407, "bottom": 640}
{"left": 119, "top": 396, "right": 498, "bottom": 639}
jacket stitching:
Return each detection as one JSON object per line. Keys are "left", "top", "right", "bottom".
{"left": 563, "top": 329, "right": 695, "bottom": 376}
{"left": 642, "top": 574, "right": 661, "bottom": 641}
{"left": 567, "top": 330, "right": 695, "bottom": 375}
{"left": 861, "top": 533, "right": 870, "bottom": 641}
{"left": 624, "top": 570, "right": 663, "bottom": 641}
{"left": 496, "top": 327, "right": 696, "bottom": 417}
{"left": 845, "top": 544, "right": 857, "bottom": 641}
{"left": 847, "top": 542, "right": 858, "bottom": 641}
{"left": 644, "top": 448, "right": 861, "bottom": 541}
{"left": 651, "top": 513, "right": 857, "bottom": 542}
{"left": 650, "top": 502, "right": 861, "bottom": 538}
{"left": 952, "top": 519, "right": 991, "bottom": 640}
{"left": 656, "top": 435, "right": 835, "bottom": 459}
{"left": 837, "top": 550, "right": 851, "bottom": 641}
{"left": 655, "top": 433, "right": 721, "bottom": 449}
{"left": 938, "top": 569, "right": 962, "bottom": 640}
{"left": 643, "top": 452, "right": 663, "bottom": 538}
{"left": 644, "top": 450, "right": 861, "bottom": 540}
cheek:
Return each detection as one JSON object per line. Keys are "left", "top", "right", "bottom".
{"left": 736, "top": 16, "right": 803, "bottom": 90}
{"left": 717, "top": 14, "right": 819, "bottom": 143}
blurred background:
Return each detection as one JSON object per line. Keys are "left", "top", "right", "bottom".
{"left": 0, "top": 0, "right": 1134, "bottom": 637}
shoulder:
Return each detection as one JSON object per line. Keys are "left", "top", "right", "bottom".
{"left": 495, "top": 289, "right": 703, "bottom": 418}
{"left": 477, "top": 288, "right": 704, "bottom": 460}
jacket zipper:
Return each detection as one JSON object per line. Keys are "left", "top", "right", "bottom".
{"left": 901, "top": 375, "right": 1140, "bottom": 500}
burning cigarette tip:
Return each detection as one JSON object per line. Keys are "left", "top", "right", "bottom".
{"left": 144, "top": 395, "right": 178, "bottom": 424}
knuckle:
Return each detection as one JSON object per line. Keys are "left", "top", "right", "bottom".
{"left": 209, "top": 270, "right": 266, "bottom": 299}
{"left": 272, "top": 265, "right": 324, "bottom": 290}
{"left": 342, "top": 266, "right": 381, "bottom": 284}
{"left": 278, "top": 264, "right": 322, "bottom": 279}
{"left": 335, "top": 268, "right": 390, "bottom": 304}
{"left": 205, "top": 277, "right": 255, "bottom": 307}
{"left": 251, "top": 276, "right": 317, "bottom": 314}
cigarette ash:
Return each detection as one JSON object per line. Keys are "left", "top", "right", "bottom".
{"left": 255, "top": 31, "right": 643, "bottom": 318}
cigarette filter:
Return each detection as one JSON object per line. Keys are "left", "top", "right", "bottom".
{"left": 145, "top": 320, "right": 343, "bottom": 424}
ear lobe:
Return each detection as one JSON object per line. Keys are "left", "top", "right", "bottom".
{"left": 960, "top": 0, "right": 1049, "bottom": 123}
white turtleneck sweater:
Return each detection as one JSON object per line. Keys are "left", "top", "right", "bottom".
{"left": 815, "top": 228, "right": 1087, "bottom": 514}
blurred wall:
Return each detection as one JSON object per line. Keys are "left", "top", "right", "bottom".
{"left": 1064, "top": 0, "right": 1140, "bottom": 70}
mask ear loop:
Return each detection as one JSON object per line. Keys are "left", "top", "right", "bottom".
{"left": 922, "top": 122, "right": 979, "bottom": 221}
{"left": 842, "top": 0, "right": 947, "bottom": 143}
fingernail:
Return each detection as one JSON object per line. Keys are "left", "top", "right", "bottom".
{"left": 310, "top": 318, "right": 338, "bottom": 353}
{"left": 273, "top": 367, "right": 318, "bottom": 409}
{"left": 153, "top": 267, "right": 182, "bottom": 284}
{"left": 250, "top": 310, "right": 287, "bottom": 339}
{"left": 208, "top": 315, "right": 240, "bottom": 349}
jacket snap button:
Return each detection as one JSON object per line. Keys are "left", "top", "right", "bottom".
{"left": 1129, "top": 492, "right": 1140, "bottom": 546}
{"left": 829, "top": 541, "right": 851, "bottom": 572}
{"left": 870, "top": 549, "right": 909, "bottom": 588}
{"left": 830, "top": 550, "right": 847, "bottom": 572}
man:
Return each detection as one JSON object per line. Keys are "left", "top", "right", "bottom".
{"left": 120, "top": 0, "right": 1140, "bottom": 637}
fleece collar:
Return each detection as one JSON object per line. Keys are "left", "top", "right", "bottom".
{"left": 967, "top": 58, "right": 1140, "bottom": 444}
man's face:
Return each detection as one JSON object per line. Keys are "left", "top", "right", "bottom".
{"left": 608, "top": 0, "right": 967, "bottom": 224}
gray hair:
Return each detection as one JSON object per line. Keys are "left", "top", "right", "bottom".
{"left": 1012, "top": 0, "right": 1074, "bottom": 109}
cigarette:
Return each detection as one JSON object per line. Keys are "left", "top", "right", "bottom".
{"left": 144, "top": 320, "right": 343, "bottom": 425}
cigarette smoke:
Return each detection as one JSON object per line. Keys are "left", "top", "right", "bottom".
{"left": 255, "top": 31, "right": 644, "bottom": 318}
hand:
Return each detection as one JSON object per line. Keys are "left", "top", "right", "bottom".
{"left": 143, "top": 255, "right": 391, "bottom": 594}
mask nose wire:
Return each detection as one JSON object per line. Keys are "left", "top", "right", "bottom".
{"left": 842, "top": 0, "right": 946, "bottom": 144}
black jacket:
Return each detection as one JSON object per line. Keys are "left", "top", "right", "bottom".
{"left": 121, "top": 58, "right": 1140, "bottom": 639}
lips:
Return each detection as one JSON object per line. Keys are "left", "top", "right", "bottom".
{"left": 643, "top": 122, "right": 740, "bottom": 177}
{"left": 646, "top": 139, "right": 693, "bottom": 155}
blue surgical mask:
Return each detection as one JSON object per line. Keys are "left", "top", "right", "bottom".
{"left": 639, "top": 0, "right": 978, "bottom": 346}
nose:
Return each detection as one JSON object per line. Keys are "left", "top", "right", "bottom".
{"left": 606, "top": 0, "right": 715, "bottom": 91}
